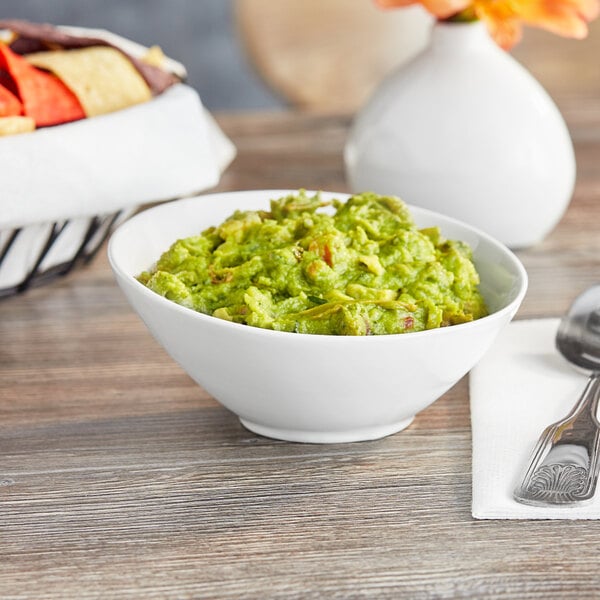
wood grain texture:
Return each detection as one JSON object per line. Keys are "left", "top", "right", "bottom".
{"left": 2, "top": 98, "right": 600, "bottom": 598}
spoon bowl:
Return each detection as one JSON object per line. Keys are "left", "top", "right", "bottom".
{"left": 556, "top": 285, "right": 600, "bottom": 372}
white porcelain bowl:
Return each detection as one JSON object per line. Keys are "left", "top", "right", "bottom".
{"left": 108, "top": 190, "right": 527, "bottom": 443}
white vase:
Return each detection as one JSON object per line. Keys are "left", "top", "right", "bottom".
{"left": 344, "top": 21, "right": 576, "bottom": 249}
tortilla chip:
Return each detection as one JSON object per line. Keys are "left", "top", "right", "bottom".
{"left": 26, "top": 46, "right": 152, "bottom": 117}
{"left": 127, "top": 57, "right": 181, "bottom": 96}
{"left": 1, "top": 19, "right": 181, "bottom": 95}
{"left": 0, "top": 43, "right": 85, "bottom": 126}
{"left": 141, "top": 45, "right": 166, "bottom": 69}
{"left": 0, "top": 115, "right": 35, "bottom": 136}
{"left": 0, "top": 81, "right": 22, "bottom": 116}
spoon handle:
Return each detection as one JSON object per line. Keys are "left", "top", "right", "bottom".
{"left": 514, "top": 373, "right": 600, "bottom": 506}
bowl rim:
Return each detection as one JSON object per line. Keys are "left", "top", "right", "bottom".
{"left": 108, "top": 188, "right": 528, "bottom": 342}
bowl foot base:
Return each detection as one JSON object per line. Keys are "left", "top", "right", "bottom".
{"left": 238, "top": 416, "right": 415, "bottom": 444}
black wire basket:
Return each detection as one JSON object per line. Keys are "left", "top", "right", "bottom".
{"left": 0, "top": 209, "right": 133, "bottom": 298}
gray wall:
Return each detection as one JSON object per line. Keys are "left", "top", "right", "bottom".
{"left": 2, "top": 0, "right": 286, "bottom": 111}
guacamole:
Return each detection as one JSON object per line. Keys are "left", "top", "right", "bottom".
{"left": 138, "top": 191, "right": 488, "bottom": 335}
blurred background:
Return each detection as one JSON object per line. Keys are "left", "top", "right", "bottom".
{"left": 3, "top": 0, "right": 600, "bottom": 113}
{"left": 2, "top": 0, "right": 286, "bottom": 111}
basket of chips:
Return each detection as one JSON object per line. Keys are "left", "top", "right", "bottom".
{"left": 0, "top": 20, "right": 235, "bottom": 297}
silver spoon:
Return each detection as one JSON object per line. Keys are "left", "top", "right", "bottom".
{"left": 514, "top": 284, "right": 600, "bottom": 506}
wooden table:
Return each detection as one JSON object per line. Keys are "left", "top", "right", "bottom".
{"left": 2, "top": 97, "right": 600, "bottom": 598}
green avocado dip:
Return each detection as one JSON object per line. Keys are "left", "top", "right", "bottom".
{"left": 138, "top": 191, "right": 488, "bottom": 335}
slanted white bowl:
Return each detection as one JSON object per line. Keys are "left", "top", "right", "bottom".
{"left": 108, "top": 190, "right": 527, "bottom": 443}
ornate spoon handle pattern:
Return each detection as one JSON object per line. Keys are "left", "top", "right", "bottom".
{"left": 514, "top": 374, "right": 600, "bottom": 506}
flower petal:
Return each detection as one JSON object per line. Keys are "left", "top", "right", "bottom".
{"left": 482, "top": 15, "right": 524, "bottom": 49}
{"left": 482, "top": 0, "right": 600, "bottom": 40}
{"left": 471, "top": 1, "right": 519, "bottom": 48}
{"left": 375, "top": 0, "right": 471, "bottom": 18}
{"left": 577, "top": 0, "right": 600, "bottom": 19}
{"left": 516, "top": 0, "right": 600, "bottom": 38}
{"left": 421, "top": 0, "right": 472, "bottom": 17}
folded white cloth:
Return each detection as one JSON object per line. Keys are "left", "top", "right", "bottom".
{"left": 0, "top": 83, "right": 236, "bottom": 229}
{"left": 470, "top": 318, "right": 600, "bottom": 519}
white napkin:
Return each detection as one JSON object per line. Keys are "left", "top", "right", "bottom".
{"left": 0, "top": 83, "right": 236, "bottom": 229}
{"left": 470, "top": 318, "right": 600, "bottom": 519}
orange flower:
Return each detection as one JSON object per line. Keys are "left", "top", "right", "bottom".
{"left": 374, "top": 0, "right": 600, "bottom": 48}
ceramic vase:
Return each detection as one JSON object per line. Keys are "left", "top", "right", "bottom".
{"left": 344, "top": 21, "right": 576, "bottom": 249}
